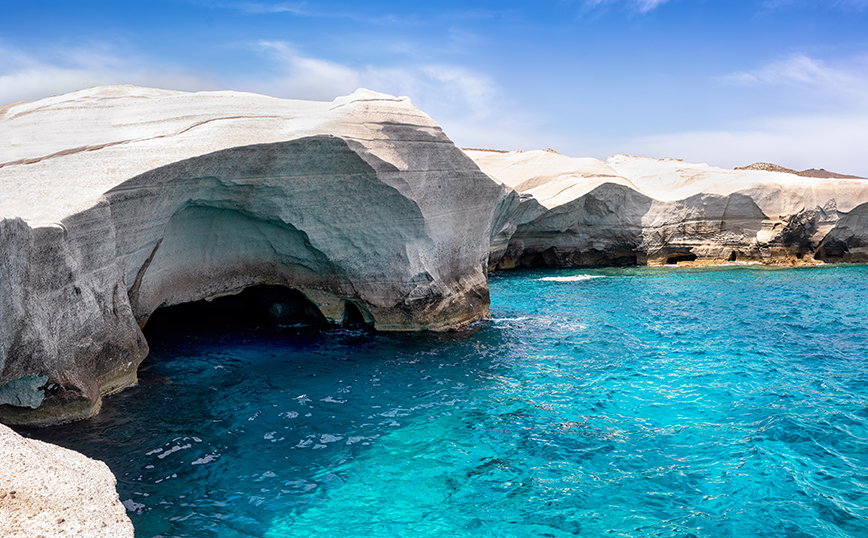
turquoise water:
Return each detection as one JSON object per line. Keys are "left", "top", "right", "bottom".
{"left": 30, "top": 265, "right": 868, "bottom": 537}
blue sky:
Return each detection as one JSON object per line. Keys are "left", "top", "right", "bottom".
{"left": 2, "top": 0, "right": 867, "bottom": 175}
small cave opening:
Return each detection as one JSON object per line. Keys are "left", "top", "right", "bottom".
{"left": 728, "top": 251, "right": 738, "bottom": 262}
{"left": 666, "top": 253, "right": 698, "bottom": 264}
{"left": 815, "top": 240, "right": 848, "bottom": 260}
{"left": 142, "top": 284, "right": 330, "bottom": 339}
{"left": 341, "top": 301, "right": 368, "bottom": 328}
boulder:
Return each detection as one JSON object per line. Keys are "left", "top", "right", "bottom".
{"left": 0, "top": 423, "right": 133, "bottom": 537}
{"left": 465, "top": 149, "right": 868, "bottom": 268}
{"left": 0, "top": 86, "right": 509, "bottom": 426}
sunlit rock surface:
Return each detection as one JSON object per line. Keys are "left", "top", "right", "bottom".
{"left": 466, "top": 149, "right": 868, "bottom": 269}
{"left": 0, "top": 86, "right": 507, "bottom": 426}
{"left": 0, "top": 423, "right": 133, "bottom": 536}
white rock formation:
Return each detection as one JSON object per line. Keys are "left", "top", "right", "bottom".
{"left": 0, "top": 86, "right": 508, "bottom": 426}
{"left": 0, "top": 423, "right": 133, "bottom": 537}
{"left": 466, "top": 149, "right": 868, "bottom": 268}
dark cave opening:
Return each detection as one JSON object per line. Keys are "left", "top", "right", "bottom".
{"left": 142, "top": 284, "right": 334, "bottom": 339}
{"left": 341, "top": 301, "right": 367, "bottom": 327}
{"left": 728, "top": 251, "right": 738, "bottom": 262}
{"left": 666, "top": 253, "right": 698, "bottom": 264}
{"left": 815, "top": 240, "right": 848, "bottom": 260}
{"left": 513, "top": 248, "right": 638, "bottom": 268}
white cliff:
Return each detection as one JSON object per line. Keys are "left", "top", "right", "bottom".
{"left": 466, "top": 149, "right": 868, "bottom": 268}
{"left": 0, "top": 86, "right": 509, "bottom": 426}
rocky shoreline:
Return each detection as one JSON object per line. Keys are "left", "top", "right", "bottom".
{"left": 467, "top": 149, "right": 868, "bottom": 270}
{"left": 1, "top": 86, "right": 507, "bottom": 428}
{"left": 3, "top": 87, "right": 867, "bottom": 426}
{"left": 2, "top": 86, "right": 867, "bottom": 533}
{"left": 0, "top": 423, "right": 133, "bottom": 537}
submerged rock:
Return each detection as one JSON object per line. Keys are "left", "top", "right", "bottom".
{"left": 0, "top": 86, "right": 508, "bottom": 426}
{"left": 466, "top": 149, "right": 868, "bottom": 268}
{"left": 0, "top": 423, "right": 133, "bottom": 536}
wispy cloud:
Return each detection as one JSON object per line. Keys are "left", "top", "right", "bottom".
{"left": 582, "top": 0, "right": 675, "bottom": 14}
{"left": 233, "top": 2, "right": 304, "bottom": 14}
{"left": 721, "top": 53, "right": 868, "bottom": 108}
{"left": 0, "top": 43, "right": 219, "bottom": 105}
{"left": 761, "top": 0, "right": 868, "bottom": 12}
{"left": 0, "top": 37, "right": 500, "bottom": 122}
{"left": 254, "top": 41, "right": 361, "bottom": 99}
{"left": 618, "top": 112, "right": 868, "bottom": 177}
{"left": 206, "top": 1, "right": 418, "bottom": 25}
{"left": 253, "top": 41, "right": 499, "bottom": 119}
{"left": 634, "top": 0, "right": 673, "bottom": 12}
{"left": 725, "top": 54, "right": 853, "bottom": 86}
{"left": 604, "top": 53, "right": 868, "bottom": 175}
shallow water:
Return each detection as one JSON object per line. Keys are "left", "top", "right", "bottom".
{"left": 29, "top": 265, "right": 868, "bottom": 537}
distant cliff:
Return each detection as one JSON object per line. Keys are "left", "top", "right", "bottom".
{"left": 735, "top": 162, "right": 866, "bottom": 180}
{"left": 466, "top": 149, "right": 868, "bottom": 269}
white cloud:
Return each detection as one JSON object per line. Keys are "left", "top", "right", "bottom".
{"left": 724, "top": 54, "right": 866, "bottom": 90}
{"left": 419, "top": 66, "right": 496, "bottom": 118}
{"left": 595, "top": 53, "right": 868, "bottom": 176}
{"left": 252, "top": 41, "right": 500, "bottom": 121}
{"left": 612, "top": 113, "right": 868, "bottom": 177}
{"left": 254, "top": 41, "right": 362, "bottom": 100}
{"left": 0, "top": 39, "right": 514, "bottom": 154}
{"left": 0, "top": 44, "right": 219, "bottom": 106}
{"left": 722, "top": 53, "right": 868, "bottom": 114}
{"left": 762, "top": 0, "right": 868, "bottom": 11}
{"left": 234, "top": 2, "right": 304, "bottom": 14}
{"left": 634, "top": 0, "right": 673, "bottom": 12}
{"left": 582, "top": 0, "right": 675, "bottom": 13}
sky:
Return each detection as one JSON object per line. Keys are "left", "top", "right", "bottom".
{"left": 2, "top": 0, "right": 867, "bottom": 175}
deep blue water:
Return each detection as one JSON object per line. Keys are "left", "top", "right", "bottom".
{"left": 29, "top": 265, "right": 868, "bottom": 537}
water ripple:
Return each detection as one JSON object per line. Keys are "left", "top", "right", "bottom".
{"left": 26, "top": 264, "right": 868, "bottom": 537}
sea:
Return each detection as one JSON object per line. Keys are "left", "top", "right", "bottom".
{"left": 27, "top": 265, "right": 868, "bottom": 537}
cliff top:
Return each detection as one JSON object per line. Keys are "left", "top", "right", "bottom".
{"left": 0, "top": 86, "right": 428, "bottom": 225}
{"left": 466, "top": 150, "right": 868, "bottom": 215}
{"left": 736, "top": 162, "right": 865, "bottom": 180}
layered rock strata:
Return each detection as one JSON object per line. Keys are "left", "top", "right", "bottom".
{"left": 0, "top": 86, "right": 508, "bottom": 426}
{"left": 0, "top": 423, "right": 133, "bottom": 537}
{"left": 466, "top": 149, "right": 868, "bottom": 269}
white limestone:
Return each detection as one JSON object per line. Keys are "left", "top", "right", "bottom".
{"left": 0, "top": 423, "right": 133, "bottom": 537}
{"left": 0, "top": 86, "right": 508, "bottom": 426}
{"left": 466, "top": 149, "right": 868, "bottom": 268}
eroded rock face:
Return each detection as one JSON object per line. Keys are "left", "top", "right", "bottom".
{"left": 0, "top": 86, "right": 508, "bottom": 426}
{"left": 466, "top": 149, "right": 868, "bottom": 269}
{"left": 0, "top": 423, "right": 134, "bottom": 536}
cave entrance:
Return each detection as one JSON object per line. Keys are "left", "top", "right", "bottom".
{"left": 142, "top": 284, "right": 334, "bottom": 338}
{"left": 666, "top": 253, "right": 698, "bottom": 264}
{"left": 342, "top": 301, "right": 367, "bottom": 327}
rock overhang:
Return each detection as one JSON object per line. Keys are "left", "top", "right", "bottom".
{"left": 0, "top": 86, "right": 511, "bottom": 426}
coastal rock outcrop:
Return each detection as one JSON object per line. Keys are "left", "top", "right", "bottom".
{"left": 0, "top": 423, "right": 133, "bottom": 536}
{"left": 0, "top": 86, "right": 508, "bottom": 426}
{"left": 466, "top": 149, "right": 868, "bottom": 268}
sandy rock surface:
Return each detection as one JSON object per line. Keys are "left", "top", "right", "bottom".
{"left": 0, "top": 423, "right": 133, "bottom": 537}
{"left": 466, "top": 149, "right": 868, "bottom": 268}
